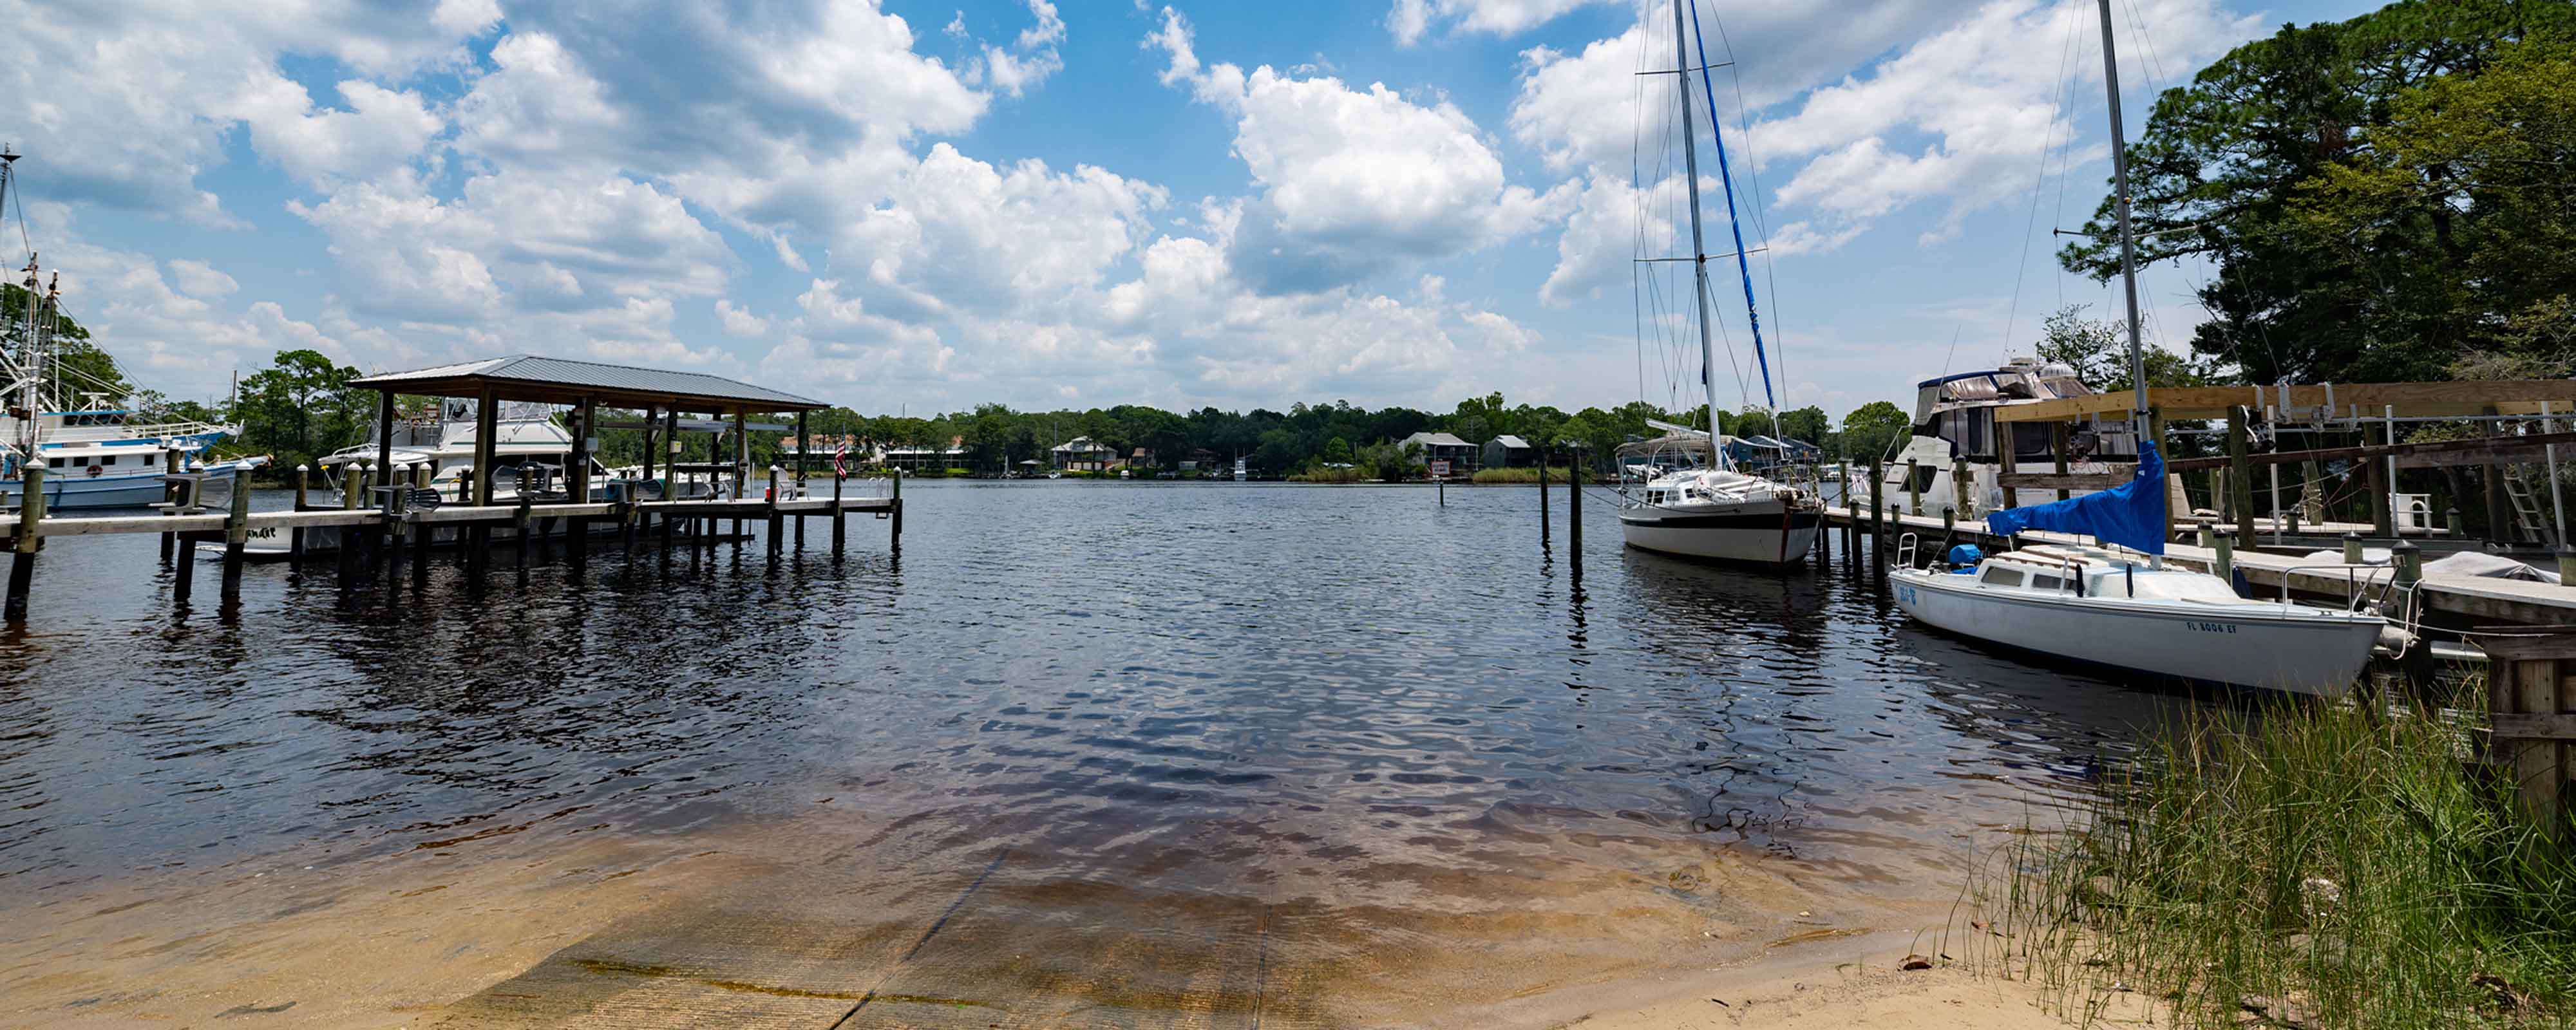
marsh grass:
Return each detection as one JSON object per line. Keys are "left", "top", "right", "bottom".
{"left": 1468, "top": 467, "right": 1572, "bottom": 483}
{"left": 1958, "top": 686, "right": 2576, "bottom": 1028}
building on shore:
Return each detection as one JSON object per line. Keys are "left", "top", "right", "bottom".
{"left": 1052, "top": 436, "right": 1115, "bottom": 473}
{"left": 1397, "top": 431, "right": 1477, "bottom": 473}
{"left": 1482, "top": 434, "right": 1534, "bottom": 469}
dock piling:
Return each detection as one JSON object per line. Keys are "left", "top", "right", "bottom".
{"left": 290, "top": 464, "right": 309, "bottom": 566}
{"left": 6, "top": 465, "right": 43, "bottom": 622}
{"left": 767, "top": 465, "right": 783, "bottom": 559}
{"left": 2226, "top": 406, "right": 2256, "bottom": 549}
{"left": 220, "top": 466, "right": 249, "bottom": 601}
{"left": 891, "top": 469, "right": 903, "bottom": 554}
{"left": 1566, "top": 445, "right": 1582, "bottom": 565}
{"left": 1539, "top": 451, "right": 1549, "bottom": 547}
{"left": 831, "top": 471, "right": 846, "bottom": 559}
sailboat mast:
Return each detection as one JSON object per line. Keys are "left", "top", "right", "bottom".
{"left": 1684, "top": 1, "right": 1774, "bottom": 416}
{"left": 1667, "top": 0, "right": 1722, "bottom": 438}
{"left": 2094, "top": 0, "right": 2149, "bottom": 424}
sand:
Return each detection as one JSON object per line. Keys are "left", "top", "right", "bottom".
{"left": 1526, "top": 930, "right": 2101, "bottom": 1030}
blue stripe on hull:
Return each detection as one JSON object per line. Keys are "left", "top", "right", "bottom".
{"left": 0, "top": 473, "right": 180, "bottom": 509}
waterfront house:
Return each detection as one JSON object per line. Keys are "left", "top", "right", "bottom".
{"left": 1179, "top": 447, "right": 1219, "bottom": 474}
{"left": 884, "top": 435, "right": 967, "bottom": 471}
{"left": 1052, "top": 436, "right": 1115, "bottom": 472}
{"left": 1396, "top": 431, "right": 1477, "bottom": 473}
{"left": 1482, "top": 434, "right": 1535, "bottom": 468}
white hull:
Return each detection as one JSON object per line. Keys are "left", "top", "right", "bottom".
{"left": 1891, "top": 568, "right": 2381, "bottom": 696}
{"left": 1619, "top": 503, "right": 1821, "bottom": 565}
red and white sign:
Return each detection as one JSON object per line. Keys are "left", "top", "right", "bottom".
{"left": 1430, "top": 460, "right": 1451, "bottom": 477}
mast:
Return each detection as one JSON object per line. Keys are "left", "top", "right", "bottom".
{"left": 2095, "top": 0, "right": 2149, "bottom": 424}
{"left": 1683, "top": 1, "right": 1775, "bottom": 416}
{"left": 1667, "top": 0, "right": 1722, "bottom": 441}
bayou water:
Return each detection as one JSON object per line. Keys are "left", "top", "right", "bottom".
{"left": 0, "top": 481, "right": 2186, "bottom": 1027}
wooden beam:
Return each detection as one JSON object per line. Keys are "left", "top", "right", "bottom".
{"left": 1994, "top": 380, "right": 2576, "bottom": 423}
{"left": 2165, "top": 431, "right": 2576, "bottom": 472}
{"left": 1996, "top": 471, "right": 2133, "bottom": 491}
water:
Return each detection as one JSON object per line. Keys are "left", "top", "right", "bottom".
{"left": 0, "top": 482, "right": 2186, "bottom": 1027}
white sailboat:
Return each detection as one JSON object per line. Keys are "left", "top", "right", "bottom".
{"left": 1888, "top": 0, "right": 2384, "bottom": 696}
{"left": 1616, "top": 0, "right": 1823, "bottom": 565}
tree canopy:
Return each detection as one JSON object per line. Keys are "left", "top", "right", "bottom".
{"left": 2060, "top": 0, "right": 2573, "bottom": 383}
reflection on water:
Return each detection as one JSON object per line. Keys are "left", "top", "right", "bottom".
{"left": 0, "top": 483, "right": 2188, "bottom": 1027}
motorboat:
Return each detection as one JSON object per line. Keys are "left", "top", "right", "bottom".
{"left": 1875, "top": 358, "right": 2147, "bottom": 518}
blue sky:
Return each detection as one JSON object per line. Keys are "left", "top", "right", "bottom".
{"left": 8, "top": 0, "right": 2374, "bottom": 423}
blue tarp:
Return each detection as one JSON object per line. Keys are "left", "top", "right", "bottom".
{"left": 1984, "top": 438, "right": 2167, "bottom": 556}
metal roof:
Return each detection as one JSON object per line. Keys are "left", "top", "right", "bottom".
{"left": 1490, "top": 434, "right": 1531, "bottom": 449}
{"left": 1401, "top": 431, "right": 1473, "bottom": 448}
{"left": 350, "top": 354, "right": 828, "bottom": 411}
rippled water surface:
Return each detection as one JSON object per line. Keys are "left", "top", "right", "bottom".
{"left": 0, "top": 482, "right": 2190, "bottom": 1027}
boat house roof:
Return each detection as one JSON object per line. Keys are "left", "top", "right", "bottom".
{"left": 350, "top": 354, "right": 828, "bottom": 413}
{"left": 1400, "top": 431, "right": 1472, "bottom": 448}
{"left": 1490, "top": 434, "right": 1531, "bottom": 449}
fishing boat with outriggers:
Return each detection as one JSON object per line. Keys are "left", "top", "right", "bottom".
{"left": 1888, "top": 0, "right": 2385, "bottom": 696}
{"left": 1614, "top": 0, "right": 1823, "bottom": 566}
{"left": 0, "top": 149, "right": 265, "bottom": 510}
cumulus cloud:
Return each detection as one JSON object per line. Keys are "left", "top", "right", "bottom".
{"left": 1148, "top": 6, "right": 1569, "bottom": 294}
{"left": 1388, "top": 0, "right": 1613, "bottom": 46}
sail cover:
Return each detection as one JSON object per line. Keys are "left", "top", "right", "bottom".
{"left": 1985, "top": 438, "right": 2167, "bottom": 556}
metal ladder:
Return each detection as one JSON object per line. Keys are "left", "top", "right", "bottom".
{"left": 2504, "top": 465, "right": 2557, "bottom": 547}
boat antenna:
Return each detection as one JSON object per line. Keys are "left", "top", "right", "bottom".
{"left": 1666, "top": 0, "right": 1725, "bottom": 467}
{"left": 1682, "top": 1, "right": 1774, "bottom": 417}
{"left": 2094, "top": 0, "right": 2149, "bottom": 427}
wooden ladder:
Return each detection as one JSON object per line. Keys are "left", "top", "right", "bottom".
{"left": 2505, "top": 465, "right": 2557, "bottom": 547}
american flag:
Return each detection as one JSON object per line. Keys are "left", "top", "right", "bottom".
{"left": 833, "top": 437, "right": 849, "bottom": 480}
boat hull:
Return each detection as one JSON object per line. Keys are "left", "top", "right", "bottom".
{"left": 1620, "top": 505, "right": 1821, "bottom": 565}
{"left": 0, "top": 470, "right": 176, "bottom": 509}
{"left": 1890, "top": 569, "right": 2381, "bottom": 696}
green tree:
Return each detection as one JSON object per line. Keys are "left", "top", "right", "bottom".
{"left": 1838, "top": 400, "right": 1911, "bottom": 464}
{"left": 1728, "top": 406, "right": 1774, "bottom": 440}
{"left": 1776, "top": 406, "right": 1828, "bottom": 445}
{"left": 1321, "top": 436, "right": 1353, "bottom": 464}
{"left": 2036, "top": 303, "right": 2212, "bottom": 391}
{"left": 231, "top": 349, "right": 364, "bottom": 467}
{"left": 2060, "top": 0, "right": 2573, "bottom": 382}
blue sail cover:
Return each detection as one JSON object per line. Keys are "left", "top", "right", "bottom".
{"left": 1985, "top": 438, "right": 2168, "bottom": 556}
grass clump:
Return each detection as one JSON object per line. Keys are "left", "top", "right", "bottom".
{"left": 1468, "top": 466, "right": 1573, "bottom": 483}
{"left": 1989, "top": 688, "right": 2576, "bottom": 1028}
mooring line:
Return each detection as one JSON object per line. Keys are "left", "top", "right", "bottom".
{"left": 824, "top": 846, "right": 1012, "bottom": 1029}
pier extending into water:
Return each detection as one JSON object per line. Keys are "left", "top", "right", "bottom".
{"left": 0, "top": 355, "right": 903, "bottom": 622}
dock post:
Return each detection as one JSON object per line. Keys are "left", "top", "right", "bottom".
{"left": 220, "top": 465, "right": 249, "bottom": 601}
{"left": 2392, "top": 538, "right": 2422, "bottom": 590}
{"left": 766, "top": 465, "right": 783, "bottom": 558}
{"left": 2197, "top": 518, "right": 2212, "bottom": 549}
{"left": 2367, "top": 453, "right": 2393, "bottom": 538}
{"left": 2226, "top": 406, "right": 2256, "bottom": 549}
{"left": 2446, "top": 507, "right": 2464, "bottom": 538}
{"left": 2050, "top": 423, "right": 2070, "bottom": 501}
{"left": 6, "top": 465, "right": 42, "bottom": 622}
{"left": 337, "top": 460, "right": 360, "bottom": 582}
{"left": 1539, "top": 450, "right": 1549, "bottom": 547}
{"left": 891, "top": 469, "right": 903, "bottom": 554}
{"left": 1566, "top": 444, "right": 1582, "bottom": 564}
{"left": 291, "top": 464, "right": 310, "bottom": 566}
{"left": 1868, "top": 458, "right": 1886, "bottom": 565}
{"left": 159, "top": 449, "right": 181, "bottom": 562}
{"left": 2213, "top": 527, "right": 2235, "bottom": 586}
{"left": 386, "top": 470, "right": 410, "bottom": 573}
{"left": 1998, "top": 424, "right": 2020, "bottom": 511}
{"left": 2343, "top": 531, "right": 2364, "bottom": 566}
{"left": 516, "top": 469, "right": 533, "bottom": 571}
{"left": 831, "top": 469, "right": 846, "bottom": 559}
{"left": 1951, "top": 458, "right": 1971, "bottom": 518}
{"left": 1906, "top": 460, "right": 1922, "bottom": 516}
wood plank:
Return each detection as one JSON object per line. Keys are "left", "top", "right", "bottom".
{"left": 37, "top": 514, "right": 226, "bottom": 536}
{"left": 1996, "top": 471, "right": 2133, "bottom": 491}
{"left": 1994, "top": 380, "right": 2576, "bottom": 423}
{"left": 2491, "top": 713, "right": 2576, "bottom": 742}
{"left": 2164, "top": 431, "right": 2576, "bottom": 473}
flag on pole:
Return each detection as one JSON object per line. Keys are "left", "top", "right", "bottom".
{"left": 834, "top": 437, "right": 849, "bottom": 480}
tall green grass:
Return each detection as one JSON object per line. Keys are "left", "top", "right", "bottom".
{"left": 1468, "top": 466, "right": 1573, "bottom": 484}
{"left": 1971, "top": 687, "right": 2576, "bottom": 1029}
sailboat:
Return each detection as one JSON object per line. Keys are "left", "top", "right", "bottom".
{"left": 1888, "top": 1, "right": 2385, "bottom": 696}
{"left": 1616, "top": 0, "right": 1823, "bottom": 565}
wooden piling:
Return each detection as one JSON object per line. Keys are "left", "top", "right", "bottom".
{"left": 1998, "top": 425, "right": 2020, "bottom": 510}
{"left": 1868, "top": 458, "right": 1886, "bottom": 556}
{"left": 160, "top": 448, "right": 181, "bottom": 562}
{"left": 2368, "top": 453, "right": 2394, "bottom": 538}
{"left": 220, "top": 466, "right": 249, "bottom": 600}
{"left": 766, "top": 466, "right": 783, "bottom": 559}
{"left": 830, "top": 469, "right": 846, "bottom": 558}
{"left": 2050, "top": 423, "right": 2070, "bottom": 501}
{"left": 1539, "top": 450, "right": 1550, "bottom": 546}
{"left": 2226, "top": 406, "right": 2256, "bottom": 549}
{"left": 6, "top": 465, "right": 43, "bottom": 622}
{"left": 1906, "top": 459, "right": 1922, "bottom": 516}
{"left": 290, "top": 464, "right": 309, "bottom": 566}
{"left": 2479, "top": 633, "right": 2576, "bottom": 834}
{"left": 890, "top": 469, "right": 904, "bottom": 553}
{"left": 516, "top": 467, "right": 533, "bottom": 570}
{"left": 1951, "top": 458, "right": 1971, "bottom": 517}
{"left": 1566, "top": 445, "right": 1582, "bottom": 563}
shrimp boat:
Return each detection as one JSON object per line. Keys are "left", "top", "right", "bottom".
{"left": 1615, "top": 0, "right": 1821, "bottom": 565}
{"left": 1888, "top": 0, "right": 2383, "bottom": 696}
{"left": 0, "top": 150, "right": 265, "bottom": 509}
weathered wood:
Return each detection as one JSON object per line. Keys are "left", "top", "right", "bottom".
{"left": 2367, "top": 451, "right": 2393, "bottom": 537}
{"left": 220, "top": 467, "right": 250, "bottom": 600}
{"left": 1996, "top": 471, "right": 2132, "bottom": 491}
{"left": 6, "top": 465, "right": 41, "bottom": 622}
{"left": 472, "top": 384, "right": 500, "bottom": 507}
{"left": 1995, "top": 380, "right": 2576, "bottom": 422}
{"left": 2491, "top": 713, "right": 2576, "bottom": 741}
{"left": 2228, "top": 407, "right": 2256, "bottom": 550}
{"left": 2050, "top": 423, "right": 2070, "bottom": 502}
{"left": 2472, "top": 635, "right": 2576, "bottom": 831}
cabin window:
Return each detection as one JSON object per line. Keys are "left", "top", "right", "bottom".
{"left": 1979, "top": 566, "right": 2026, "bottom": 588}
{"left": 46, "top": 456, "right": 63, "bottom": 467}
{"left": 98, "top": 454, "right": 115, "bottom": 466}
{"left": 2031, "top": 573, "right": 2063, "bottom": 592}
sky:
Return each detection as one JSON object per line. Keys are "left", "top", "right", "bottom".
{"left": 5, "top": 0, "right": 2378, "bottom": 423}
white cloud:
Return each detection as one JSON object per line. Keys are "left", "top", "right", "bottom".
{"left": 1149, "top": 6, "right": 1570, "bottom": 294}
{"left": 1388, "top": 0, "right": 1613, "bottom": 46}
{"left": 715, "top": 299, "right": 770, "bottom": 338}
{"left": 166, "top": 259, "right": 240, "bottom": 300}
